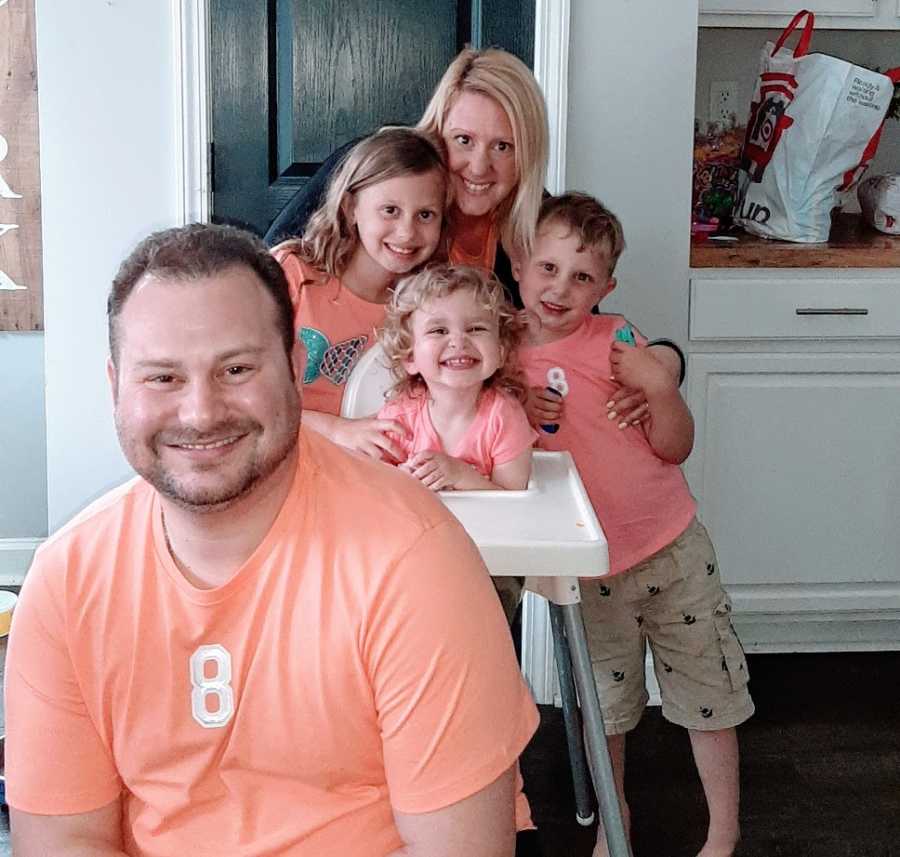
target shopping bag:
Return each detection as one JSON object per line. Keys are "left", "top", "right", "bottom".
{"left": 734, "top": 9, "right": 900, "bottom": 243}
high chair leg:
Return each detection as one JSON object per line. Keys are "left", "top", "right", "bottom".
{"left": 548, "top": 603, "right": 595, "bottom": 826}
{"left": 560, "top": 602, "right": 631, "bottom": 857}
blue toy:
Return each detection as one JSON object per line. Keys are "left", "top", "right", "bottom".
{"left": 540, "top": 387, "right": 563, "bottom": 434}
{"left": 614, "top": 322, "right": 636, "bottom": 346}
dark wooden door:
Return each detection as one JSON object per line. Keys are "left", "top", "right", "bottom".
{"left": 209, "top": 1, "right": 534, "bottom": 235}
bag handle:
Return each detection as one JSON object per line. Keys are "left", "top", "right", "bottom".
{"left": 771, "top": 9, "right": 815, "bottom": 59}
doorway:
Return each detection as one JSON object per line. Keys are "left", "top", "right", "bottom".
{"left": 208, "top": 0, "right": 535, "bottom": 235}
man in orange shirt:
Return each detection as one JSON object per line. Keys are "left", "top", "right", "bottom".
{"left": 5, "top": 224, "right": 539, "bottom": 857}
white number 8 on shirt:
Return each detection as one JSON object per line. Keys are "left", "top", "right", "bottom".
{"left": 190, "top": 644, "right": 235, "bottom": 728}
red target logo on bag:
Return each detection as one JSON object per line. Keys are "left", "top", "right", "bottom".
{"left": 741, "top": 75, "right": 796, "bottom": 183}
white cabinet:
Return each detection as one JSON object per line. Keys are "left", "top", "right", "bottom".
{"left": 699, "top": 0, "right": 900, "bottom": 28}
{"left": 686, "top": 271, "right": 900, "bottom": 651}
{"left": 701, "top": 0, "right": 874, "bottom": 14}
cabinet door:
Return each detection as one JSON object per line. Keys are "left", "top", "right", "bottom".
{"left": 700, "top": 0, "right": 874, "bottom": 14}
{"left": 686, "top": 352, "right": 900, "bottom": 594}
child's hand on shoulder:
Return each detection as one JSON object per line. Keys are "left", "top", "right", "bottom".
{"left": 525, "top": 385, "right": 564, "bottom": 428}
{"left": 400, "top": 450, "right": 471, "bottom": 491}
{"left": 609, "top": 341, "right": 677, "bottom": 400}
{"left": 332, "top": 415, "right": 407, "bottom": 461}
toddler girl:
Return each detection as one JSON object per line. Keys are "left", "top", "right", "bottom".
{"left": 272, "top": 127, "right": 449, "bottom": 459}
{"left": 377, "top": 264, "right": 536, "bottom": 491}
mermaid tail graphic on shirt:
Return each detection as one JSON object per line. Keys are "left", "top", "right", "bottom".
{"left": 299, "top": 327, "right": 368, "bottom": 386}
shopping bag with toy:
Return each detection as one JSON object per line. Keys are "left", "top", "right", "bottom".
{"left": 734, "top": 9, "right": 900, "bottom": 243}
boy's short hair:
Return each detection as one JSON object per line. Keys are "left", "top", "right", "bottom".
{"left": 537, "top": 192, "right": 626, "bottom": 275}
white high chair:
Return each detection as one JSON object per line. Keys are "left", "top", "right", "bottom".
{"left": 341, "top": 344, "right": 630, "bottom": 857}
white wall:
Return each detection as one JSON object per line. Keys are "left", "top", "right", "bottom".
{"left": 565, "top": 1, "right": 699, "bottom": 345}
{"left": 35, "top": 1, "right": 182, "bottom": 530}
{"left": 0, "top": 333, "right": 46, "bottom": 537}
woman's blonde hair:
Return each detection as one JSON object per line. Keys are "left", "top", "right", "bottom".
{"left": 418, "top": 48, "right": 549, "bottom": 258}
{"left": 276, "top": 127, "right": 449, "bottom": 276}
{"left": 379, "top": 263, "right": 526, "bottom": 401}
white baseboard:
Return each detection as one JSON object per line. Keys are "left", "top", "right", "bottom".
{"left": 0, "top": 538, "right": 42, "bottom": 585}
{"left": 522, "top": 597, "right": 900, "bottom": 705}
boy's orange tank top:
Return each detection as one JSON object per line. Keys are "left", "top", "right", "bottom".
{"left": 273, "top": 246, "right": 387, "bottom": 416}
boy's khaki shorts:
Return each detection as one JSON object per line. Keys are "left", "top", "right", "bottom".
{"left": 580, "top": 517, "right": 755, "bottom": 734}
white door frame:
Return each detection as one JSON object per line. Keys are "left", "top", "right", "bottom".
{"left": 172, "top": 0, "right": 570, "bottom": 703}
{"left": 172, "top": 0, "right": 211, "bottom": 225}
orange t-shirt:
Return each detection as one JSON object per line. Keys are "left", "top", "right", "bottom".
{"left": 519, "top": 314, "right": 697, "bottom": 575}
{"left": 378, "top": 387, "right": 536, "bottom": 478}
{"left": 5, "top": 428, "right": 538, "bottom": 856}
{"left": 274, "top": 246, "right": 386, "bottom": 416}
{"left": 448, "top": 217, "right": 499, "bottom": 273}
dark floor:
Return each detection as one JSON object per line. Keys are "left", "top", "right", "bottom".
{"left": 0, "top": 652, "right": 897, "bottom": 855}
{"left": 521, "top": 651, "right": 900, "bottom": 857}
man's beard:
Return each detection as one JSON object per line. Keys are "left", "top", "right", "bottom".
{"left": 118, "top": 414, "right": 300, "bottom": 514}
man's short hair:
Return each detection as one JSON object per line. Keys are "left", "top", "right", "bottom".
{"left": 108, "top": 223, "right": 295, "bottom": 364}
{"left": 536, "top": 192, "right": 626, "bottom": 275}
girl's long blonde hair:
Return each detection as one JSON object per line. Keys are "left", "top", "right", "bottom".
{"left": 418, "top": 48, "right": 549, "bottom": 259}
{"left": 275, "top": 127, "right": 450, "bottom": 276}
{"left": 379, "top": 263, "right": 526, "bottom": 401}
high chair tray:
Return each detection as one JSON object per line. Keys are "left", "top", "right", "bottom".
{"left": 439, "top": 451, "right": 609, "bottom": 579}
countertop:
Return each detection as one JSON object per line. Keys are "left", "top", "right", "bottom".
{"left": 690, "top": 213, "right": 900, "bottom": 269}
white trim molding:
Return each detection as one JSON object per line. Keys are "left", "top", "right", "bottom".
{"left": 534, "top": 0, "right": 570, "bottom": 194}
{"left": 0, "top": 538, "right": 43, "bottom": 585}
{"left": 173, "top": 0, "right": 211, "bottom": 224}
{"left": 520, "top": 592, "right": 558, "bottom": 703}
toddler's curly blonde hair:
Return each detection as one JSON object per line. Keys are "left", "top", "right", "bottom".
{"left": 379, "top": 264, "right": 527, "bottom": 402}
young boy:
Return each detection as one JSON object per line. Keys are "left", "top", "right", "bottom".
{"left": 515, "top": 192, "right": 754, "bottom": 857}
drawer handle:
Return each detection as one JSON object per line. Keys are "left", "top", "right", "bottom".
{"left": 795, "top": 307, "right": 869, "bottom": 316}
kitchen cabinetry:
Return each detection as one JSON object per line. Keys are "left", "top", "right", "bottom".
{"left": 699, "top": 0, "right": 900, "bottom": 28}
{"left": 702, "top": 0, "right": 874, "bottom": 14}
{"left": 685, "top": 269, "right": 900, "bottom": 651}
{"left": 550, "top": 0, "right": 899, "bottom": 704}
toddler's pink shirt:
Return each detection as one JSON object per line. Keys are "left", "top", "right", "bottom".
{"left": 378, "top": 387, "right": 537, "bottom": 479}
{"left": 519, "top": 314, "right": 696, "bottom": 575}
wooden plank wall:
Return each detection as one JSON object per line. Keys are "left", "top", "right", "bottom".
{"left": 0, "top": 0, "right": 42, "bottom": 331}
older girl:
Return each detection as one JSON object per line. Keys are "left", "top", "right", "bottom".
{"left": 272, "top": 127, "right": 448, "bottom": 459}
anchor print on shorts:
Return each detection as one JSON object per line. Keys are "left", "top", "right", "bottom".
{"left": 300, "top": 327, "right": 368, "bottom": 386}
